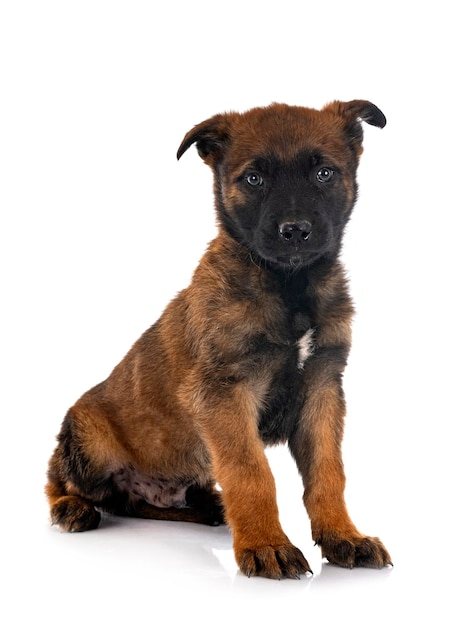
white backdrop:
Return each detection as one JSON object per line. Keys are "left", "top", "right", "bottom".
{"left": 1, "top": 1, "right": 466, "bottom": 624}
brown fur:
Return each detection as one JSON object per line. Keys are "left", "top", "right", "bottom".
{"left": 46, "top": 101, "right": 391, "bottom": 578}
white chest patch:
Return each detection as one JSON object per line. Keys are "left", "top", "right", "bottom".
{"left": 296, "top": 328, "right": 315, "bottom": 370}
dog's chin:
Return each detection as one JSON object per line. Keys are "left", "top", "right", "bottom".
{"left": 259, "top": 251, "right": 321, "bottom": 271}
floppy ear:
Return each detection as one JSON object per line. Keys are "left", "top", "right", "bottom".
{"left": 336, "top": 99, "right": 386, "bottom": 129}
{"left": 176, "top": 114, "right": 232, "bottom": 165}
{"left": 323, "top": 99, "right": 386, "bottom": 156}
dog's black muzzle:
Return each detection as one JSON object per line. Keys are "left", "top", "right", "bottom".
{"left": 256, "top": 212, "right": 333, "bottom": 269}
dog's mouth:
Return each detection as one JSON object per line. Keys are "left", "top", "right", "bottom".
{"left": 276, "top": 254, "right": 307, "bottom": 269}
{"left": 257, "top": 237, "right": 333, "bottom": 270}
{"left": 256, "top": 250, "right": 320, "bottom": 271}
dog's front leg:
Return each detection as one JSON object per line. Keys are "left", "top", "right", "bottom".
{"left": 289, "top": 351, "right": 392, "bottom": 569}
{"left": 194, "top": 381, "right": 311, "bottom": 579}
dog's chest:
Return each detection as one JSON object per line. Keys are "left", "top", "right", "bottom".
{"left": 257, "top": 318, "right": 316, "bottom": 445}
{"left": 277, "top": 273, "right": 316, "bottom": 368}
{"left": 257, "top": 337, "right": 311, "bottom": 444}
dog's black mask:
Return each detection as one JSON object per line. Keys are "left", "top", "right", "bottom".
{"left": 177, "top": 101, "right": 386, "bottom": 271}
{"left": 219, "top": 150, "right": 351, "bottom": 270}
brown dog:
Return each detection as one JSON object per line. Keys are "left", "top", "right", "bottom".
{"left": 46, "top": 100, "right": 392, "bottom": 579}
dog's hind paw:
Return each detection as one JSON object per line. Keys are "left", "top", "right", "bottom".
{"left": 237, "top": 543, "right": 312, "bottom": 580}
{"left": 50, "top": 495, "right": 101, "bottom": 532}
{"left": 185, "top": 485, "right": 225, "bottom": 526}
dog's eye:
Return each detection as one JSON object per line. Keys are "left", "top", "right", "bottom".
{"left": 316, "top": 167, "right": 334, "bottom": 183}
{"left": 246, "top": 173, "right": 263, "bottom": 187}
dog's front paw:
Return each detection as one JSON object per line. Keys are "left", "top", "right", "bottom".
{"left": 237, "top": 543, "right": 312, "bottom": 579}
{"left": 319, "top": 532, "right": 392, "bottom": 569}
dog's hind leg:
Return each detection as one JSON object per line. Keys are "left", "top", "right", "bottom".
{"left": 47, "top": 422, "right": 224, "bottom": 531}
{"left": 47, "top": 473, "right": 224, "bottom": 530}
{"left": 45, "top": 405, "right": 121, "bottom": 532}
{"left": 46, "top": 442, "right": 106, "bottom": 532}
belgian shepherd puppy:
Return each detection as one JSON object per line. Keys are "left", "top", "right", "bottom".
{"left": 46, "top": 100, "right": 392, "bottom": 579}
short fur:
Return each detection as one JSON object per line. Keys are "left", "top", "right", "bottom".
{"left": 46, "top": 101, "right": 391, "bottom": 578}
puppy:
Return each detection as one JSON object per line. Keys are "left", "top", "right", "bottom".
{"left": 46, "top": 100, "right": 392, "bottom": 579}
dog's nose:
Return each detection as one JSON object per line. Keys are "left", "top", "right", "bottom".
{"left": 278, "top": 221, "right": 312, "bottom": 242}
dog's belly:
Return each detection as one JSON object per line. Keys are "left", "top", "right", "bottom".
{"left": 112, "top": 466, "right": 189, "bottom": 508}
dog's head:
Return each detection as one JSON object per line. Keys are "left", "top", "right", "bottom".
{"left": 177, "top": 101, "right": 385, "bottom": 270}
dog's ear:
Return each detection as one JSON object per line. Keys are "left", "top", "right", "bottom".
{"left": 323, "top": 100, "right": 386, "bottom": 156}
{"left": 335, "top": 100, "right": 386, "bottom": 129}
{"left": 177, "top": 114, "right": 232, "bottom": 165}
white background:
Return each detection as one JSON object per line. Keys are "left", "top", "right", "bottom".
{"left": 1, "top": 1, "right": 467, "bottom": 624}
